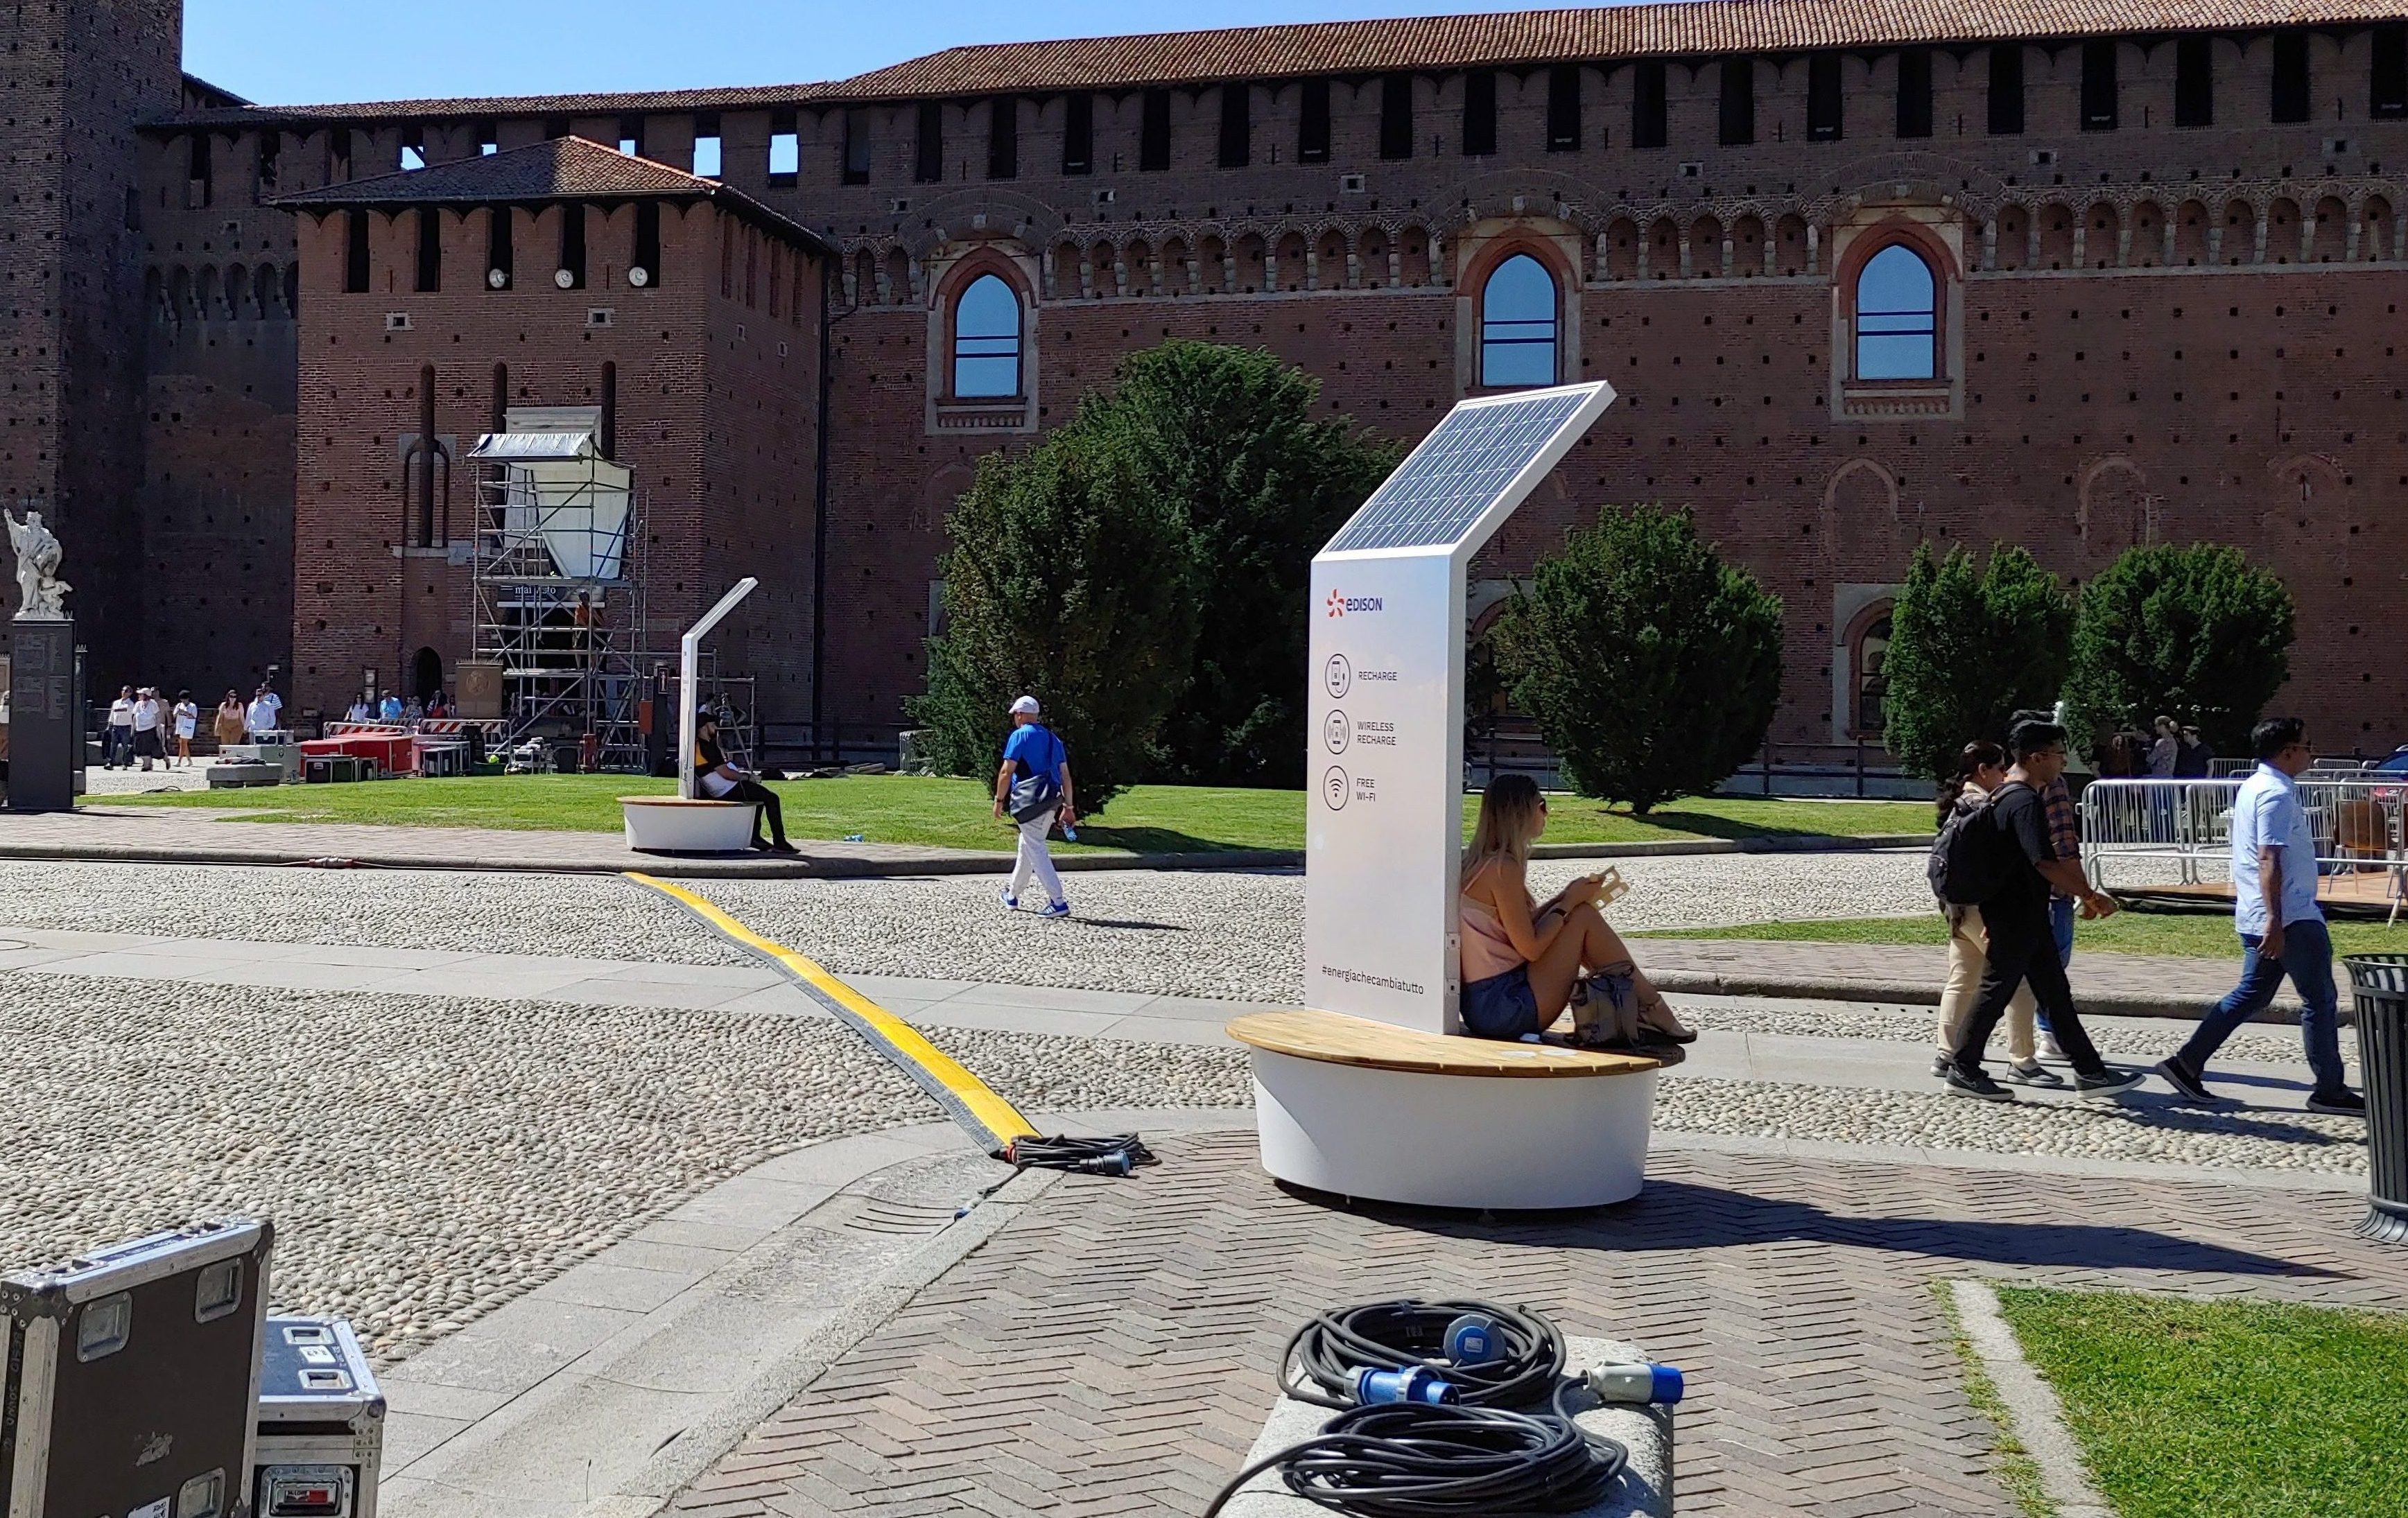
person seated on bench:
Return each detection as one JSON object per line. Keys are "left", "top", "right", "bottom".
{"left": 1458, "top": 774, "right": 1692, "bottom": 1056}
{"left": 694, "top": 711, "right": 798, "bottom": 855}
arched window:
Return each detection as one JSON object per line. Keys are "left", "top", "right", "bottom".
{"left": 951, "top": 273, "right": 1021, "bottom": 398}
{"left": 1479, "top": 253, "right": 1557, "bottom": 386}
{"left": 1854, "top": 244, "right": 1937, "bottom": 379}
{"left": 1853, "top": 611, "right": 1892, "bottom": 738}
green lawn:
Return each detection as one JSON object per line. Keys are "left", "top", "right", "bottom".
{"left": 1993, "top": 1286, "right": 2408, "bottom": 1518}
{"left": 1636, "top": 909, "right": 2408, "bottom": 959}
{"left": 106, "top": 772, "right": 1932, "bottom": 855}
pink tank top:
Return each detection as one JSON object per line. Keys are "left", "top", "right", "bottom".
{"left": 1459, "top": 864, "right": 1525, "bottom": 983}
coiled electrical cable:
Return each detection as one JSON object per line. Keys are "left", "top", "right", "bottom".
{"left": 1199, "top": 1390, "right": 1629, "bottom": 1517}
{"left": 1280, "top": 1299, "right": 1564, "bottom": 1410}
{"left": 1003, "top": 1134, "right": 1157, "bottom": 1174}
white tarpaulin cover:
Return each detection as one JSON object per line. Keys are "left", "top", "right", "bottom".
{"left": 469, "top": 429, "right": 631, "bottom": 581}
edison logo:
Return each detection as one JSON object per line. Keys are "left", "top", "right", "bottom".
{"left": 1326, "top": 591, "right": 1383, "bottom": 617}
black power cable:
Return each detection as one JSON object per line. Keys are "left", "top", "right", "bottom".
{"left": 1281, "top": 1299, "right": 1564, "bottom": 1410}
{"left": 1201, "top": 1388, "right": 1629, "bottom": 1517}
{"left": 1005, "top": 1134, "right": 1157, "bottom": 1176}
{"left": 1201, "top": 1299, "right": 1641, "bottom": 1517}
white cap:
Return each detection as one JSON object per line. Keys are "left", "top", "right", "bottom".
{"left": 1009, "top": 695, "right": 1041, "bottom": 716}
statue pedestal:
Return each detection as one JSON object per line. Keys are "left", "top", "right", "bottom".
{"left": 7, "top": 618, "right": 76, "bottom": 812}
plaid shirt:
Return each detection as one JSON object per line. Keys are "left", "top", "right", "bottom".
{"left": 2041, "top": 776, "right": 2080, "bottom": 898}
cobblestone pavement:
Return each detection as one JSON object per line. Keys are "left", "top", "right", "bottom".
{"left": 0, "top": 853, "right": 1938, "bottom": 1000}
{"left": 675, "top": 1131, "right": 2408, "bottom": 1518}
{"left": 0, "top": 970, "right": 941, "bottom": 1358}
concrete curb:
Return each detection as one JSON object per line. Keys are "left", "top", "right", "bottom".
{"left": 576, "top": 1163, "right": 1066, "bottom": 1518}
{"left": 1648, "top": 966, "right": 2303, "bottom": 1024}
{"left": 1949, "top": 1280, "right": 2115, "bottom": 1518}
{"left": 0, "top": 830, "right": 1927, "bottom": 878}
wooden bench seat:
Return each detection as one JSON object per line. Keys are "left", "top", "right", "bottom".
{"left": 1229, "top": 1007, "right": 1659, "bottom": 1210}
{"left": 1227, "top": 1009, "right": 1658, "bottom": 1078}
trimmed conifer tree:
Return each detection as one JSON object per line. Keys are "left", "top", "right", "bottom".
{"left": 1079, "top": 340, "right": 1397, "bottom": 787}
{"left": 908, "top": 423, "right": 1199, "bottom": 814}
{"left": 1490, "top": 505, "right": 1783, "bottom": 814}
{"left": 2063, "top": 542, "right": 2295, "bottom": 758}
{"left": 1881, "top": 541, "right": 2074, "bottom": 780}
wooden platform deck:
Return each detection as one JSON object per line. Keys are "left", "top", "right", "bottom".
{"left": 2119, "top": 869, "right": 2404, "bottom": 917}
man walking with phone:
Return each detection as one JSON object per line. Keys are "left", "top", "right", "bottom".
{"left": 2156, "top": 718, "right": 2364, "bottom": 1115}
{"left": 994, "top": 695, "right": 1074, "bottom": 919}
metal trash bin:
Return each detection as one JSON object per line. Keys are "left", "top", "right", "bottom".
{"left": 2342, "top": 954, "right": 2408, "bottom": 1244}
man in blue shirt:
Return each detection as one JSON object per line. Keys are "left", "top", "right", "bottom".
{"left": 993, "top": 695, "right": 1075, "bottom": 918}
{"left": 2157, "top": 717, "right": 2362, "bottom": 1114}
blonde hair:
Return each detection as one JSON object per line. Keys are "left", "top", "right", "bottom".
{"left": 1465, "top": 773, "right": 1545, "bottom": 873}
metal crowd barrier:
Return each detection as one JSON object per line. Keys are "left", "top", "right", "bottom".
{"left": 2080, "top": 776, "right": 2407, "bottom": 921}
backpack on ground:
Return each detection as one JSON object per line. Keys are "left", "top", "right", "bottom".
{"left": 1928, "top": 782, "right": 2024, "bottom": 905}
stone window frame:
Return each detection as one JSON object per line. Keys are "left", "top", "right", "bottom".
{"left": 926, "top": 246, "right": 1040, "bottom": 436}
{"left": 1828, "top": 209, "right": 1964, "bottom": 422}
{"left": 1455, "top": 226, "right": 1582, "bottom": 396}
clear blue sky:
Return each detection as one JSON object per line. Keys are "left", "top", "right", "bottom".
{"left": 184, "top": 1, "right": 1535, "bottom": 105}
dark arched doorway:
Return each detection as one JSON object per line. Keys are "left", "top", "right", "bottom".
{"left": 412, "top": 646, "right": 444, "bottom": 701}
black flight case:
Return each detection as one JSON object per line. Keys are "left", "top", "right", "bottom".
{"left": 253, "top": 1316, "right": 384, "bottom": 1518}
{"left": 0, "top": 1216, "right": 274, "bottom": 1518}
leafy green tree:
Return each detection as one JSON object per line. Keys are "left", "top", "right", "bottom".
{"left": 908, "top": 424, "right": 1199, "bottom": 813}
{"left": 2064, "top": 543, "right": 2296, "bottom": 758}
{"left": 1881, "top": 541, "right": 2075, "bottom": 780}
{"left": 1077, "top": 340, "right": 1397, "bottom": 787}
{"left": 1490, "top": 506, "right": 1784, "bottom": 814}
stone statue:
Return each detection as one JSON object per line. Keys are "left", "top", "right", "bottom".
{"left": 5, "top": 507, "right": 69, "bottom": 620}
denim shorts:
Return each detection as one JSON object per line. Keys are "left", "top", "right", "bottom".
{"left": 1461, "top": 964, "right": 1541, "bottom": 1040}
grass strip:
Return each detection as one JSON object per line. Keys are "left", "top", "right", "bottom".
{"left": 1636, "top": 911, "right": 2408, "bottom": 960}
{"left": 1930, "top": 1282, "right": 2055, "bottom": 1518}
{"left": 1993, "top": 1285, "right": 2408, "bottom": 1518}
{"left": 105, "top": 773, "right": 1931, "bottom": 853}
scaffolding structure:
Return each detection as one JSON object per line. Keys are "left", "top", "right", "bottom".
{"left": 467, "top": 410, "right": 649, "bottom": 771}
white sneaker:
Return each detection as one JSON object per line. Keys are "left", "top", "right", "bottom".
{"left": 2038, "top": 1033, "right": 2070, "bottom": 1065}
{"left": 998, "top": 889, "right": 1019, "bottom": 911}
{"left": 1038, "top": 900, "right": 1071, "bottom": 918}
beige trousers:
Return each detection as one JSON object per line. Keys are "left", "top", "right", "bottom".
{"left": 1936, "top": 903, "right": 2037, "bottom": 1063}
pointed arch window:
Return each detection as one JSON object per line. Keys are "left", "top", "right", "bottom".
{"left": 1853, "top": 244, "right": 1937, "bottom": 379}
{"left": 951, "top": 273, "right": 1022, "bottom": 398}
{"left": 1479, "top": 253, "right": 1557, "bottom": 387}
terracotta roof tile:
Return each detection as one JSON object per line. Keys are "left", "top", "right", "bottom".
{"left": 270, "top": 136, "right": 830, "bottom": 253}
{"left": 164, "top": 0, "right": 2408, "bottom": 125}
{"left": 838, "top": 0, "right": 2408, "bottom": 96}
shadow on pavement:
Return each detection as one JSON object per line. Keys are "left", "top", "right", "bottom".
{"left": 1288, "top": 1177, "right": 2347, "bottom": 1279}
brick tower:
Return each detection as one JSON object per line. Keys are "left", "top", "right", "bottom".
{"left": 0, "top": 0, "right": 183, "bottom": 673}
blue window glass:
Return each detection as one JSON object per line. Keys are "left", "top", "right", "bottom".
{"left": 1855, "top": 244, "right": 1937, "bottom": 379}
{"left": 1479, "top": 254, "right": 1557, "bottom": 387}
{"left": 951, "top": 274, "right": 1021, "bottom": 397}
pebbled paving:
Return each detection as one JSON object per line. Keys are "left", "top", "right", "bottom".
{"left": 672, "top": 1131, "right": 2407, "bottom": 1518}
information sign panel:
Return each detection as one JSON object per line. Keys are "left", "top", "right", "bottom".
{"left": 1304, "top": 383, "right": 1615, "bottom": 1033}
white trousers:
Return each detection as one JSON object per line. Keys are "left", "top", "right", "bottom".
{"left": 1012, "top": 814, "right": 1065, "bottom": 906}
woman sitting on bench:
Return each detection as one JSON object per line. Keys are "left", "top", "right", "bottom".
{"left": 1458, "top": 774, "right": 1692, "bottom": 1057}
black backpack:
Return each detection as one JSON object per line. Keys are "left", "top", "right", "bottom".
{"left": 1928, "top": 783, "right": 2023, "bottom": 905}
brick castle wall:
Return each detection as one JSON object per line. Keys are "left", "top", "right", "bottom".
{"left": 112, "top": 21, "right": 2408, "bottom": 750}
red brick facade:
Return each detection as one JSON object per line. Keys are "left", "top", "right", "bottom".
{"left": 61, "top": 7, "right": 2408, "bottom": 748}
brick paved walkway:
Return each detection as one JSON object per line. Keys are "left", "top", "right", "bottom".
{"left": 673, "top": 1131, "right": 2401, "bottom": 1517}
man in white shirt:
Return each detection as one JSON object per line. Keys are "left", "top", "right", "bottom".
{"left": 2157, "top": 717, "right": 2362, "bottom": 1115}
{"left": 130, "top": 687, "right": 164, "bottom": 772}
{"left": 103, "top": 685, "right": 135, "bottom": 768}
{"left": 245, "top": 684, "right": 282, "bottom": 740}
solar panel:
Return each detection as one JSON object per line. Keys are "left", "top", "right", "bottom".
{"left": 1322, "top": 383, "right": 1611, "bottom": 555}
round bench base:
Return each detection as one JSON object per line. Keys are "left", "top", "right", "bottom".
{"left": 620, "top": 796, "right": 761, "bottom": 854}
{"left": 1248, "top": 1047, "right": 1655, "bottom": 1210}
